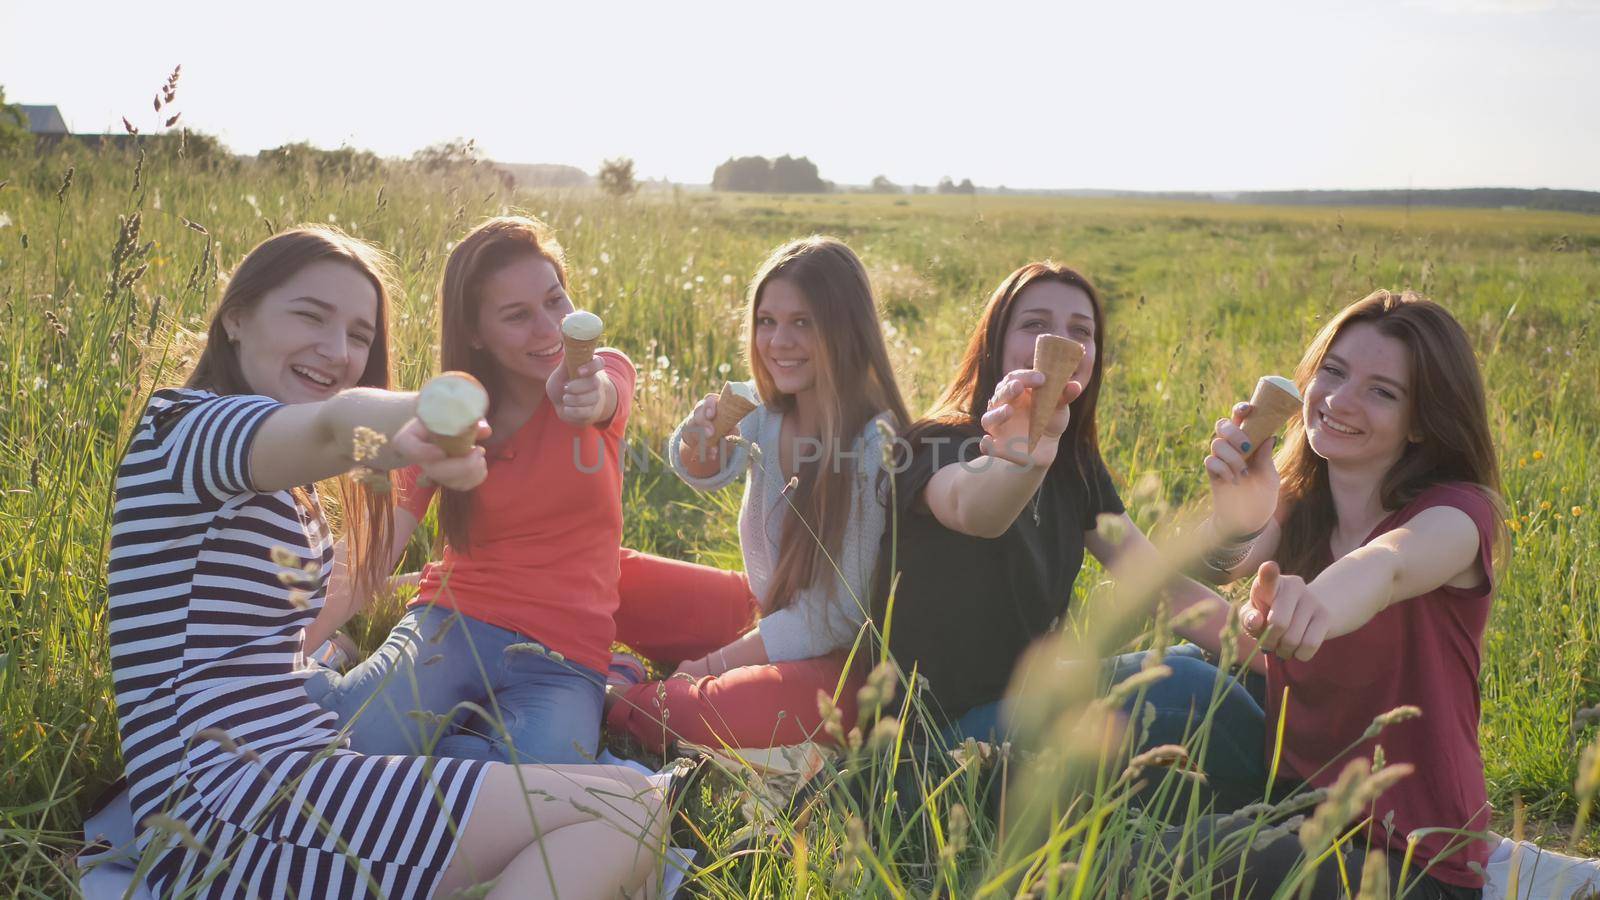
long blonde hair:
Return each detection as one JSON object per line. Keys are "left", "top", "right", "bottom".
{"left": 748, "top": 237, "right": 912, "bottom": 613}
{"left": 184, "top": 225, "right": 396, "bottom": 600}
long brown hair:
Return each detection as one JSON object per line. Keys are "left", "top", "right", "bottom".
{"left": 752, "top": 237, "right": 912, "bottom": 615}
{"left": 436, "top": 216, "right": 569, "bottom": 552}
{"left": 901, "top": 261, "right": 1110, "bottom": 489}
{"left": 184, "top": 225, "right": 396, "bottom": 600}
{"left": 1274, "top": 289, "right": 1506, "bottom": 578}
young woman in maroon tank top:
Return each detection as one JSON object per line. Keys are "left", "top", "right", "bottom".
{"left": 1190, "top": 289, "right": 1506, "bottom": 898}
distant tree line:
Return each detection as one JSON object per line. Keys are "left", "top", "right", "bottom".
{"left": 867, "top": 174, "right": 976, "bottom": 195}
{"left": 712, "top": 155, "right": 829, "bottom": 193}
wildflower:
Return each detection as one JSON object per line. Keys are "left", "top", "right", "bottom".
{"left": 867, "top": 716, "right": 901, "bottom": 751}
{"left": 276, "top": 558, "right": 318, "bottom": 588}
{"left": 1576, "top": 740, "right": 1600, "bottom": 801}
{"left": 717, "top": 362, "right": 731, "bottom": 376}
{"left": 722, "top": 274, "right": 735, "bottom": 285}
{"left": 1533, "top": 450, "right": 1545, "bottom": 461}
{"left": 1574, "top": 506, "right": 1585, "bottom": 518}
{"left": 354, "top": 468, "right": 391, "bottom": 493}
{"left": 816, "top": 691, "right": 845, "bottom": 745}
{"left": 944, "top": 803, "right": 970, "bottom": 856}
{"left": 351, "top": 426, "right": 387, "bottom": 462}
{"left": 141, "top": 813, "right": 209, "bottom": 856}
{"left": 1541, "top": 501, "right": 1552, "bottom": 511}
{"left": 1095, "top": 512, "right": 1127, "bottom": 544}
{"left": 1355, "top": 849, "right": 1391, "bottom": 900}
{"left": 1518, "top": 457, "right": 1528, "bottom": 468}
{"left": 1362, "top": 704, "right": 1422, "bottom": 740}
{"left": 1121, "top": 744, "right": 1189, "bottom": 783}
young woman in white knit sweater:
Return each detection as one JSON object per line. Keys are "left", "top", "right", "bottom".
{"left": 603, "top": 236, "right": 911, "bottom": 753}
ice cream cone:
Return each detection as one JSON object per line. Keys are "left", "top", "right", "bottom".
{"left": 1029, "top": 334, "right": 1085, "bottom": 450}
{"left": 1241, "top": 375, "right": 1302, "bottom": 456}
{"left": 416, "top": 371, "right": 487, "bottom": 457}
{"left": 711, "top": 382, "right": 759, "bottom": 442}
{"left": 561, "top": 310, "right": 604, "bottom": 380}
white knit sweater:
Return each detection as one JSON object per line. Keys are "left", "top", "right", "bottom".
{"left": 667, "top": 390, "right": 891, "bottom": 662}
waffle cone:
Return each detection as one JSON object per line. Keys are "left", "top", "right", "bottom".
{"left": 562, "top": 336, "right": 600, "bottom": 379}
{"left": 711, "top": 383, "right": 758, "bottom": 441}
{"left": 1029, "top": 335, "right": 1085, "bottom": 450}
{"left": 429, "top": 428, "right": 478, "bottom": 458}
{"left": 1241, "top": 377, "right": 1301, "bottom": 455}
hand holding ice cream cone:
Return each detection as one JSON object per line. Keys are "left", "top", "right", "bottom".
{"left": 416, "top": 371, "right": 488, "bottom": 457}
{"left": 679, "top": 382, "right": 759, "bottom": 475}
{"left": 979, "top": 352, "right": 1085, "bottom": 468}
{"left": 1204, "top": 375, "right": 1298, "bottom": 539}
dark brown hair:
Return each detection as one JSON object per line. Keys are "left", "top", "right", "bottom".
{"left": 184, "top": 225, "right": 395, "bottom": 600}
{"left": 901, "top": 261, "right": 1109, "bottom": 489}
{"left": 749, "top": 236, "right": 912, "bottom": 615}
{"left": 436, "top": 216, "right": 569, "bottom": 552}
{"left": 1273, "top": 289, "right": 1506, "bottom": 578}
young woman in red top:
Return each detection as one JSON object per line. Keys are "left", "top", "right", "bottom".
{"left": 1176, "top": 289, "right": 1505, "bottom": 898}
{"left": 308, "top": 216, "right": 636, "bottom": 765}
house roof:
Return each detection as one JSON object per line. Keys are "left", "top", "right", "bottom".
{"left": 19, "top": 105, "right": 69, "bottom": 134}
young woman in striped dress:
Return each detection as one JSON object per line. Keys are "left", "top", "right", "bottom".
{"left": 108, "top": 225, "right": 663, "bottom": 898}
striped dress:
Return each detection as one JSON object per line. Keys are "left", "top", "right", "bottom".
{"left": 108, "top": 389, "right": 488, "bottom": 898}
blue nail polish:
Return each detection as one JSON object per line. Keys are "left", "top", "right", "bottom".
{"left": 1241, "top": 441, "right": 1252, "bottom": 453}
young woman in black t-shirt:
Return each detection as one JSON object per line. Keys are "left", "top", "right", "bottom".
{"left": 876, "top": 262, "right": 1265, "bottom": 803}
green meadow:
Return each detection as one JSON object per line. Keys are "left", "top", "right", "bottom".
{"left": 2, "top": 139, "right": 1597, "bottom": 895}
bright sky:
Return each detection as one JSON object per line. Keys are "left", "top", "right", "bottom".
{"left": 4, "top": 0, "right": 1597, "bottom": 191}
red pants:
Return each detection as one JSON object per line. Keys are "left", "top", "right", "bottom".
{"left": 609, "top": 549, "right": 866, "bottom": 753}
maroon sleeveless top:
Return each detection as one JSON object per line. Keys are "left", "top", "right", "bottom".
{"left": 1267, "top": 482, "right": 1498, "bottom": 888}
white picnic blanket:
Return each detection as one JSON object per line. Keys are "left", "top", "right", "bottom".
{"left": 1483, "top": 834, "right": 1600, "bottom": 899}
{"left": 79, "top": 752, "right": 693, "bottom": 899}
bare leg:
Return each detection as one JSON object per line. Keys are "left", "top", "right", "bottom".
{"left": 436, "top": 763, "right": 666, "bottom": 898}
{"left": 488, "top": 817, "right": 661, "bottom": 900}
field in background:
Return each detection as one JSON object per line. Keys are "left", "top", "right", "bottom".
{"left": 2, "top": 141, "right": 1597, "bottom": 894}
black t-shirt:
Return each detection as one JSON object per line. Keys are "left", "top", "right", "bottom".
{"left": 875, "top": 425, "right": 1125, "bottom": 721}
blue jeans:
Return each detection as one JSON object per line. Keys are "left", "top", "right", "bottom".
{"left": 305, "top": 605, "right": 606, "bottom": 765}
{"left": 942, "top": 645, "right": 1268, "bottom": 812}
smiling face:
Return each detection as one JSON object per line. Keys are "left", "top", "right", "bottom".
{"left": 473, "top": 253, "right": 574, "bottom": 385}
{"left": 224, "top": 258, "right": 378, "bottom": 403}
{"left": 1000, "top": 280, "right": 1097, "bottom": 386}
{"left": 753, "top": 278, "right": 820, "bottom": 398}
{"left": 1303, "top": 321, "right": 1417, "bottom": 468}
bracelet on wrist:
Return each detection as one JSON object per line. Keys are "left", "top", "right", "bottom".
{"left": 1199, "top": 518, "right": 1266, "bottom": 577}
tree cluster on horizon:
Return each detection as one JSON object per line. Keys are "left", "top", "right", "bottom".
{"left": 711, "top": 155, "right": 829, "bottom": 193}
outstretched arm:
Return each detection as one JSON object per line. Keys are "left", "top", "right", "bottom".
{"left": 923, "top": 370, "right": 1082, "bottom": 539}
{"left": 249, "top": 387, "right": 464, "bottom": 491}
{"left": 1244, "top": 505, "right": 1485, "bottom": 660}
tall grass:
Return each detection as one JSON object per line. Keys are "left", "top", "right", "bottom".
{"left": 1, "top": 137, "right": 1597, "bottom": 895}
